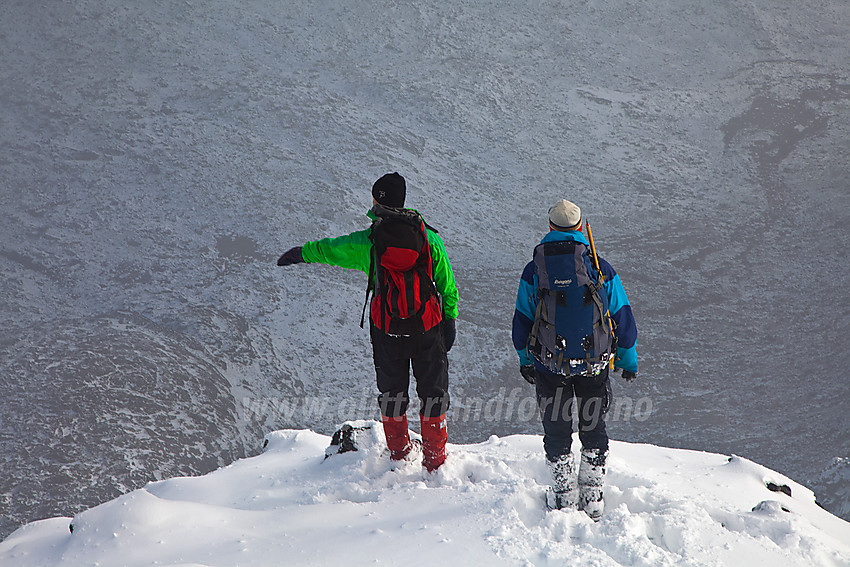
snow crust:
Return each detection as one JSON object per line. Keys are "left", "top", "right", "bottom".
{"left": 2, "top": 424, "right": 848, "bottom": 567}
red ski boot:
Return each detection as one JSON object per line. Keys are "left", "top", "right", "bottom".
{"left": 420, "top": 414, "right": 448, "bottom": 472}
{"left": 381, "top": 414, "right": 413, "bottom": 461}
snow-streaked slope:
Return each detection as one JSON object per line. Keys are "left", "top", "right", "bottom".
{"left": 2, "top": 0, "right": 850, "bottom": 537}
{"left": 2, "top": 424, "right": 848, "bottom": 567}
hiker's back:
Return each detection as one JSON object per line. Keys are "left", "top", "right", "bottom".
{"left": 528, "top": 238, "right": 613, "bottom": 376}
{"left": 367, "top": 204, "right": 442, "bottom": 336}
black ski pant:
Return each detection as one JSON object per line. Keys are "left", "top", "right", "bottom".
{"left": 370, "top": 323, "right": 449, "bottom": 418}
{"left": 534, "top": 366, "right": 611, "bottom": 462}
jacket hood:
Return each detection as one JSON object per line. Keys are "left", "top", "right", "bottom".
{"left": 366, "top": 206, "right": 424, "bottom": 222}
{"left": 540, "top": 229, "right": 589, "bottom": 246}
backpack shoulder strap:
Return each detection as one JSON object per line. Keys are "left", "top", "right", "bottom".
{"left": 359, "top": 223, "right": 379, "bottom": 329}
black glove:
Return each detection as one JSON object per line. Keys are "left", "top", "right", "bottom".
{"left": 520, "top": 365, "right": 536, "bottom": 385}
{"left": 277, "top": 246, "right": 304, "bottom": 266}
{"left": 622, "top": 370, "right": 637, "bottom": 382}
{"left": 442, "top": 318, "right": 456, "bottom": 352}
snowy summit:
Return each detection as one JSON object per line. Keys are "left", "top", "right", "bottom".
{"left": 1, "top": 421, "right": 848, "bottom": 567}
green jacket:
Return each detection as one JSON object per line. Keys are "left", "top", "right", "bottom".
{"left": 301, "top": 209, "right": 459, "bottom": 320}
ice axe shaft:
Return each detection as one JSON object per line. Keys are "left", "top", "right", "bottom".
{"left": 585, "top": 218, "right": 616, "bottom": 369}
{"left": 585, "top": 219, "right": 603, "bottom": 282}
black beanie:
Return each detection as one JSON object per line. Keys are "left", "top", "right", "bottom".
{"left": 371, "top": 172, "right": 406, "bottom": 208}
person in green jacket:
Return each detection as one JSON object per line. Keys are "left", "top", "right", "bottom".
{"left": 277, "top": 172, "right": 459, "bottom": 472}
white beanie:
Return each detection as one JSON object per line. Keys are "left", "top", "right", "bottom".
{"left": 548, "top": 199, "right": 582, "bottom": 231}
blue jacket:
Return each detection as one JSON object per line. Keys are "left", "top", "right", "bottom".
{"left": 512, "top": 230, "right": 638, "bottom": 374}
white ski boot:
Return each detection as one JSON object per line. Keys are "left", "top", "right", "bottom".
{"left": 545, "top": 453, "right": 577, "bottom": 511}
{"left": 578, "top": 447, "right": 608, "bottom": 521}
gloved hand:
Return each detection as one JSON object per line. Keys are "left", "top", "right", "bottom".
{"left": 442, "top": 318, "right": 456, "bottom": 352}
{"left": 622, "top": 370, "right": 637, "bottom": 382}
{"left": 277, "top": 246, "right": 304, "bottom": 266}
{"left": 520, "top": 365, "right": 536, "bottom": 385}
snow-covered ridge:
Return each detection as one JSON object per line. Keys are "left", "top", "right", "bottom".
{"left": 2, "top": 423, "right": 848, "bottom": 567}
{"left": 3, "top": 0, "right": 850, "bottom": 538}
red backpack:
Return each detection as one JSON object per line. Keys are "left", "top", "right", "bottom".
{"left": 360, "top": 205, "right": 442, "bottom": 336}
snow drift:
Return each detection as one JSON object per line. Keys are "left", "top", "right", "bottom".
{"left": 2, "top": 422, "right": 848, "bottom": 567}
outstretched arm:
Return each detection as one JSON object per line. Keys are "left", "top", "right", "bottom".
{"left": 293, "top": 229, "right": 372, "bottom": 273}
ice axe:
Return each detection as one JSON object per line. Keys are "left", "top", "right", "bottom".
{"left": 585, "top": 218, "right": 616, "bottom": 370}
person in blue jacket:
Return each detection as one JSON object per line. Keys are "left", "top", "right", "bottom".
{"left": 512, "top": 199, "right": 638, "bottom": 519}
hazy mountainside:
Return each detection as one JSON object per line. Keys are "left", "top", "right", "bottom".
{"left": 1, "top": 0, "right": 849, "bottom": 537}
{"left": 1, "top": 312, "right": 248, "bottom": 533}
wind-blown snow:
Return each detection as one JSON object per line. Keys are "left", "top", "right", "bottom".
{"left": 1, "top": 424, "right": 848, "bottom": 567}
